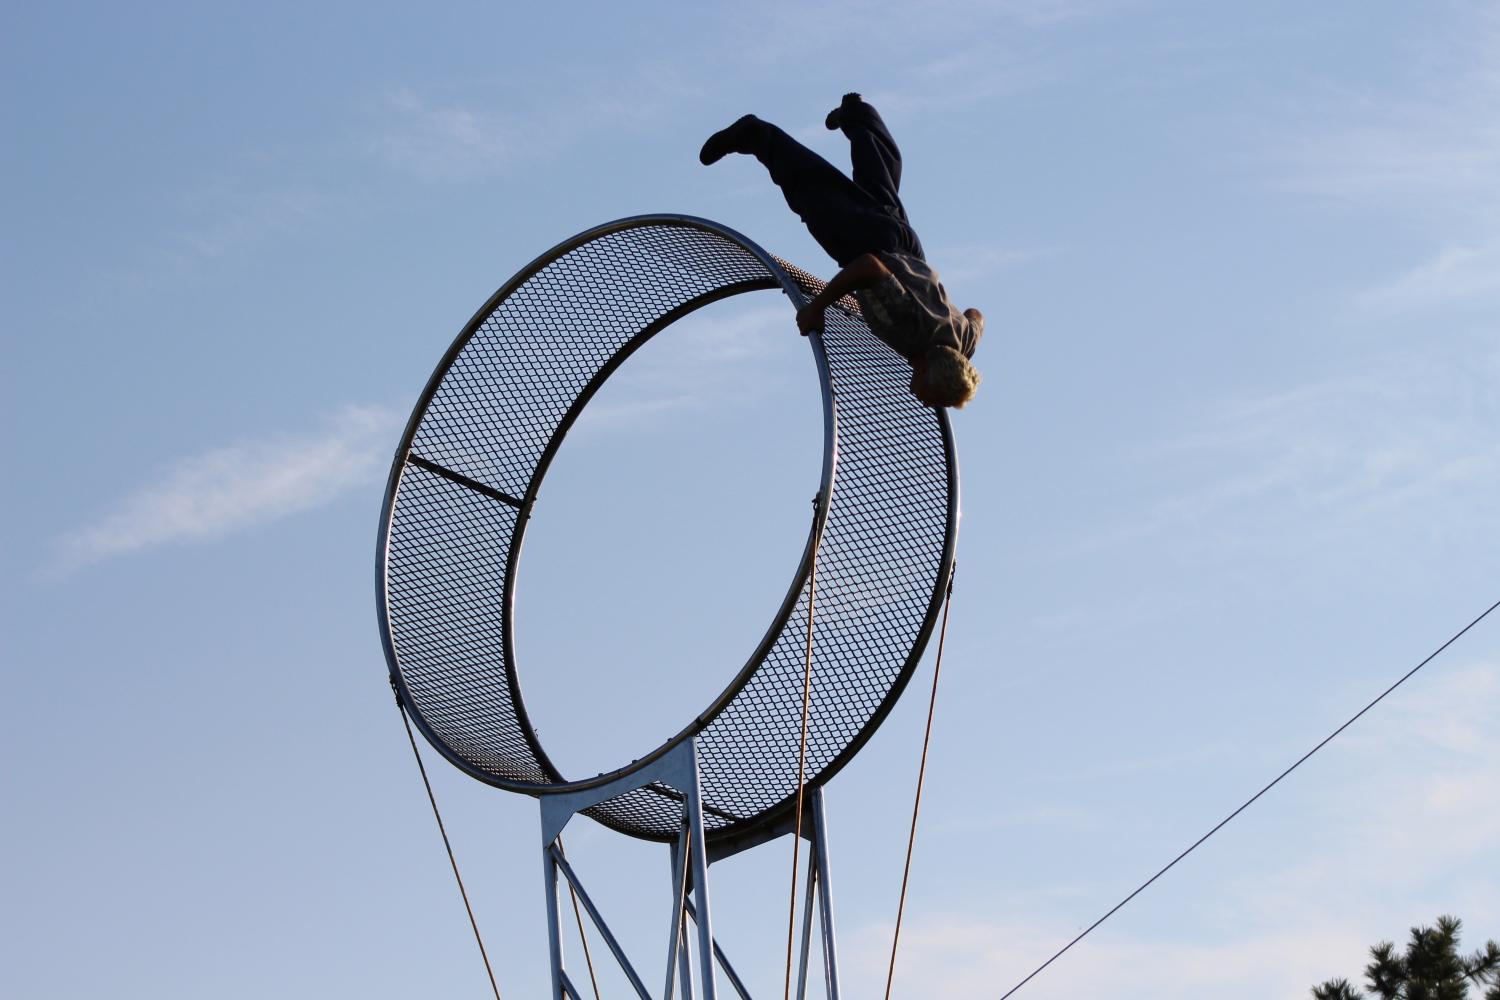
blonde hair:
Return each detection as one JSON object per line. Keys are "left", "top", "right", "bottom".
{"left": 924, "top": 345, "right": 981, "bottom": 408}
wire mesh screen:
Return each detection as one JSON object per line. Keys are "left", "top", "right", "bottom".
{"left": 379, "top": 216, "right": 956, "bottom": 842}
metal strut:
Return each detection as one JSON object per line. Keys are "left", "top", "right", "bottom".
{"left": 538, "top": 738, "right": 845, "bottom": 999}
{"left": 540, "top": 739, "right": 716, "bottom": 1000}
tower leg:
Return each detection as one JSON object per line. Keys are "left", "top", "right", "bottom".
{"left": 542, "top": 844, "right": 566, "bottom": 1000}
{"left": 538, "top": 738, "right": 726, "bottom": 999}
{"left": 664, "top": 827, "right": 692, "bottom": 1000}
{"left": 535, "top": 739, "right": 843, "bottom": 997}
{"left": 683, "top": 747, "right": 719, "bottom": 1000}
{"left": 796, "top": 852, "right": 818, "bottom": 998}
{"left": 812, "top": 787, "right": 842, "bottom": 999}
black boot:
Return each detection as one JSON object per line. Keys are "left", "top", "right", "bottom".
{"left": 699, "top": 114, "right": 761, "bottom": 165}
{"left": 824, "top": 92, "right": 864, "bottom": 131}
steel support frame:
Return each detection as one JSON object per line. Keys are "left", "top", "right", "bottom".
{"left": 538, "top": 738, "right": 842, "bottom": 999}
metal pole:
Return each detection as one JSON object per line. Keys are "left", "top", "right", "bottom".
{"left": 796, "top": 848, "right": 818, "bottom": 999}
{"left": 543, "top": 842, "right": 566, "bottom": 1000}
{"left": 678, "top": 916, "right": 696, "bottom": 1000}
{"left": 811, "top": 788, "right": 841, "bottom": 1000}
{"left": 551, "top": 846, "right": 652, "bottom": 999}
{"left": 684, "top": 898, "right": 756, "bottom": 1000}
{"left": 665, "top": 830, "right": 691, "bottom": 1000}
{"left": 683, "top": 740, "right": 718, "bottom": 1000}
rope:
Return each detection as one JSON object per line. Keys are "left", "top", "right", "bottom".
{"left": 558, "top": 836, "right": 602, "bottom": 1000}
{"left": 996, "top": 594, "right": 1500, "bottom": 1000}
{"left": 884, "top": 565, "right": 957, "bottom": 1000}
{"left": 393, "top": 684, "right": 504, "bottom": 1000}
{"left": 784, "top": 508, "right": 825, "bottom": 1000}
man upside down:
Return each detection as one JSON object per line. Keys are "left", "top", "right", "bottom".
{"left": 700, "top": 93, "right": 984, "bottom": 409}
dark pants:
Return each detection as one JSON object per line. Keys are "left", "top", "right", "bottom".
{"left": 741, "top": 101, "right": 926, "bottom": 267}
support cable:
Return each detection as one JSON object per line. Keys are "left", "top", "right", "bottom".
{"left": 884, "top": 565, "right": 957, "bottom": 1000}
{"left": 672, "top": 831, "right": 694, "bottom": 996}
{"left": 876, "top": 566, "right": 960, "bottom": 995}
{"left": 996, "top": 595, "right": 1500, "bottom": 1000}
{"left": 392, "top": 684, "right": 504, "bottom": 1000}
{"left": 558, "top": 836, "right": 602, "bottom": 1000}
{"left": 784, "top": 506, "right": 826, "bottom": 1000}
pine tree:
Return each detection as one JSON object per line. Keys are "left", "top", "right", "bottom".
{"left": 1312, "top": 916, "right": 1500, "bottom": 1000}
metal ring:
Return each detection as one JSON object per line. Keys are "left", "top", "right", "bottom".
{"left": 378, "top": 215, "right": 957, "bottom": 843}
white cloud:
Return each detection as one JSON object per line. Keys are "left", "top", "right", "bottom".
{"left": 1092, "top": 345, "right": 1500, "bottom": 558}
{"left": 373, "top": 67, "right": 685, "bottom": 181}
{"left": 49, "top": 306, "right": 798, "bottom": 572}
{"left": 370, "top": 1, "right": 1121, "bottom": 185}
{"left": 1280, "top": 8, "right": 1500, "bottom": 309}
{"left": 1329, "top": 661, "right": 1500, "bottom": 870}
{"left": 933, "top": 243, "right": 1058, "bottom": 286}
{"left": 845, "top": 918, "right": 1367, "bottom": 998}
{"left": 1359, "top": 240, "right": 1500, "bottom": 311}
{"left": 567, "top": 305, "right": 799, "bottom": 434}
{"left": 176, "top": 186, "right": 324, "bottom": 261}
{"left": 374, "top": 89, "right": 529, "bottom": 180}
{"left": 1281, "top": 10, "right": 1500, "bottom": 220}
{"left": 840, "top": 661, "right": 1500, "bottom": 999}
{"left": 104, "top": 180, "right": 327, "bottom": 297}
{"left": 729, "top": 0, "right": 1120, "bottom": 58}
{"left": 55, "top": 405, "right": 400, "bottom": 572}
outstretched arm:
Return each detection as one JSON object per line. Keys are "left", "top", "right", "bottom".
{"left": 796, "top": 253, "right": 891, "bottom": 335}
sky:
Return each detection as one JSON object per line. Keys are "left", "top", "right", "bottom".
{"left": 3, "top": 1, "right": 1499, "bottom": 997}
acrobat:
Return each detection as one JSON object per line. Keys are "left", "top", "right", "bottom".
{"left": 700, "top": 93, "right": 983, "bottom": 408}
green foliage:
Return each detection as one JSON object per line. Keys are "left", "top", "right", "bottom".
{"left": 1312, "top": 916, "right": 1500, "bottom": 1000}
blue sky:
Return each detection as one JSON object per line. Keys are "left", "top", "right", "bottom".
{"left": 4, "top": 1, "right": 1498, "bottom": 997}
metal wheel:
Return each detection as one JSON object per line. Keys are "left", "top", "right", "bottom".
{"left": 378, "top": 215, "right": 958, "bottom": 843}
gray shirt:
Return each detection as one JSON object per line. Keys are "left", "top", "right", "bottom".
{"left": 853, "top": 253, "right": 981, "bottom": 362}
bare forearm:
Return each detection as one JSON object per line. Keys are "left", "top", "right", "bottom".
{"left": 811, "top": 253, "right": 888, "bottom": 309}
{"left": 796, "top": 253, "right": 890, "bottom": 335}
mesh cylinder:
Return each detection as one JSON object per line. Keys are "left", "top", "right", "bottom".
{"left": 378, "top": 215, "right": 958, "bottom": 842}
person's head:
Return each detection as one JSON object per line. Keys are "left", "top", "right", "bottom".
{"left": 910, "top": 344, "right": 981, "bottom": 408}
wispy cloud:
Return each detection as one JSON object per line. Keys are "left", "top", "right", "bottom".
{"left": 1358, "top": 240, "right": 1500, "bottom": 311}
{"left": 1091, "top": 344, "right": 1500, "bottom": 557}
{"left": 106, "top": 179, "right": 327, "bottom": 296}
{"left": 373, "top": 89, "right": 529, "bottom": 180}
{"left": 933, "top": 243, "right": 1058, "bottom": 285}
{"left": 846, "top": 918, "right": 1366, "bottom": 998}
{"left": 732, "top": 0, "right": 1120, "bottom": 123}
{"left": 1281, "top": 8, "right": 1500, "bottom": 309}
{"left": 568, "top": 305, "right": 800, "bottom": 433}
{"left": 51, "top": 306, "right": 797, "bottom": 572}
{"left": 175, "top": 184, "right": 324, "bottom": 261}
{"left": 373, "top": 67, "right": 686, "bottom": 181}
{"left": 729, "top": 0, "right": 1120, "bottom": 57}
{"left": 372, "top": 1, "right": 1120, "bottom": 184}
{"left": 55, "top": 405, "right": 400, "bottom": 573}
{"left": 843, "top": 661, "right": 1500, "bottom": 998}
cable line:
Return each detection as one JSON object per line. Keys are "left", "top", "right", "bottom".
{"left": 558, "top": 836, "right": 603, "bottom": 1000}
{"left": 996, "top": 595, "right": 1500, "bottom": 1000}
{"left": 885, "top": 565, "right": 957, "bottom": 999}
{"left": 393, "top": 683, "right": 504, "bottom": 1000}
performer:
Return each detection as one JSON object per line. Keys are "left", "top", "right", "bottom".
{"left": 700, "top": 93, "right": 983, "bottom": 408}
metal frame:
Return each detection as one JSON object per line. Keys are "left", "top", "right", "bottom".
{"left": 539, "top": 738, "right": 842, "bottom": 999}
{"left": 377, "top": 215, "right": 960, "bottom": 845}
